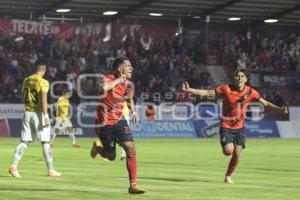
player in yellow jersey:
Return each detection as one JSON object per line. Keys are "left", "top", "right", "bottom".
{"left": 8, "top": 60, "right": 61, "bottom": 178}
{"left": 51, "top": 90, "right": 80, "bottom": 147}
{"left": 120, "top": 101, "right": 130, "bottom": 160}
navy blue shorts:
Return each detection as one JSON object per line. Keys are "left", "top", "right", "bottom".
{"left": 96, "top": 119, "right": 133, "bottom": 153}
{"left": 219, "top": 128, "right": 246, "bottom": 149}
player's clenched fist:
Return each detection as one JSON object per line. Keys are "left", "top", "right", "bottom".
{"left": 182, "top": 81, "right": 190, "bottom": 92}
{"left": 281, "top": 107, "right": 288, "bottom": 114}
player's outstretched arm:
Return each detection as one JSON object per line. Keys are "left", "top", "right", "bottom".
{"left": 182, "top": 82, "right": 215, "bottom": 97}
{"left": 102, "top": 75, "right": 127, "bottom": 91}
{"left": 259, "top": 98, "right": 288, "bottom": 114}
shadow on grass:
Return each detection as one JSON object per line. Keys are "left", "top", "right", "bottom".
{"left": 140, "top": 176, "right": 219, "bottom": 183}
{"left": 0, "top": 188, "right": 67, "bottom": 192}
{"left": 252, "top": 168, "right": 300, "bottom": 173}
{"left": 142, "top": 161, "right": 201, "bottom": 167}
{"left": 0, "top": 188, "right": 108, "bottom": 193}
{"left": 0, "top": 175, "right": 11, "bottom": 177}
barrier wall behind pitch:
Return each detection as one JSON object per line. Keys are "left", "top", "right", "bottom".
{"left": 0, "top": 104, "right": 298, "bottom": 138}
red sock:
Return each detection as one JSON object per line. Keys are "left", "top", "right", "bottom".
{"left": 126, "top": 153, "right": 137, "bottom": 183}
{"left": 226, "top": 156, "right": 240, "bottom": 176}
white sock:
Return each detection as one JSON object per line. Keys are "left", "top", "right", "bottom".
{"left": 121, "top": 147, "right": 126, "bottom": 158}
{"left": 12, "top": 143, "right": 27, "bottom": 168}
{"left": 69, "top": 132, "right": 76, "bottom": 144}
{"left": 42, "top": 143, "right": 53, "bottom": 171}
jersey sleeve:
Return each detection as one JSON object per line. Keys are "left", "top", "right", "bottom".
{"left": 251, "top": 88, "right": 261, "bottom": 101}
{"left": 101, "top": 75, "right": 115, "bottom": 91}
{"left": 215, "top": 84, "right": 226, "bottom": 97}
{"left": 56, "top": 97, "right": 62, "bottom": 106}
{"left": 40, "top": 79, "right": 49, "bottom": 93}
{"left": 104, "top": 75, "right": 115, "bottom": 82}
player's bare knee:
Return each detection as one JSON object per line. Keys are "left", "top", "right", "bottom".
{"left": 223, "top": 149, "right": 233, "bottom": 156}
{"left": 223, "top": 151, "right": 232, "bottom": 156}
{"left": 125, "top": 146, "right": 136, "bottom": 155}
{"left": 121, "top": 142, "right": 135, "bottom": 153}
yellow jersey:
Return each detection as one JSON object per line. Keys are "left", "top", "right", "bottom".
{"left": 122, "top": 101, "right": 130, "bottom": 118}
{"left": 56, "top": 96, "right": 70, "bottom": 120}
{"left": 22, "top": 74, "right": 49, "bottom": 112}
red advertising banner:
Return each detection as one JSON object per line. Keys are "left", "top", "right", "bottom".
{"left": 0, "top": 19, "right": 74, "bottom": 38}
{"left": 0, "top": 19, "right": 176, "bottom": 39}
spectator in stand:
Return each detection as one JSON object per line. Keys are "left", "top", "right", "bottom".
{"left": 145, "top": 105, "right": 155, "bottom": 121}
{"left": 237, "top": 53, "right": 247, "bottom": 70}
{"left": 273, "top": 90, "right": 286, "bottom": 107}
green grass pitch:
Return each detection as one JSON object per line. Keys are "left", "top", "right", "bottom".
{"left": 0, "top": 137, "right": 300, "bottom": 200}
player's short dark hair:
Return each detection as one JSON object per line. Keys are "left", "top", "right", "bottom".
{"left": 35, "top": 59, "right": 47, "bottom": 71}
{"left": 112, "top": 57, "right": 129, "bottom": 70}
{"left": 148, "top": 105, "right": 153, "bottom": 109}
{"left": 234, "top": 69, "right": 248, "bottom": 77}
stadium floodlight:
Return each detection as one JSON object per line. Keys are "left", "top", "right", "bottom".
{"left": 264, "top": 19, "right": 278, "bottom": 23}
{"left": 149, "top": 13, "right": 163, "bottom": 17}
{"left": 103, "top": 11, "right": 118, "bottom": 15}
{"left": 56, "top": 9, "right": 71, "bottom": 13}
{"left": 193, "top": 16, "right": 201, "bottom": 19}
{"left": 228, "top": 17, "right": 241, "bottom": 21}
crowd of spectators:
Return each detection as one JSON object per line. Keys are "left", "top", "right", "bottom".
{"left": 1, "top": 24, "right": 300, "bottom": 106}
{"left": 0, "top": 30, "right": 212, "bottom": 104}
{"left": 190, "top": 27, "right": 300, "bottom": 106}
{"left": 219, "top": 29, "right": 300, "bottom": 72}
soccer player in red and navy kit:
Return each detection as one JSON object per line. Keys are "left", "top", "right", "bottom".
{"left": 182, "top": 69, "right": 288, "bottom": 184}
{"left": 90, "top": 57, "right": 145, "bottom": 194}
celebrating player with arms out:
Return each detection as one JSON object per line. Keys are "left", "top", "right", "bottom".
{"left": 182, "top": 69, "right": 288, "bottom": 184}
{"left": 9, "top": 60, "right": 61, "bottom": 178}
{"left": 90, "top": 57, "right": 145, "bottom": 194}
